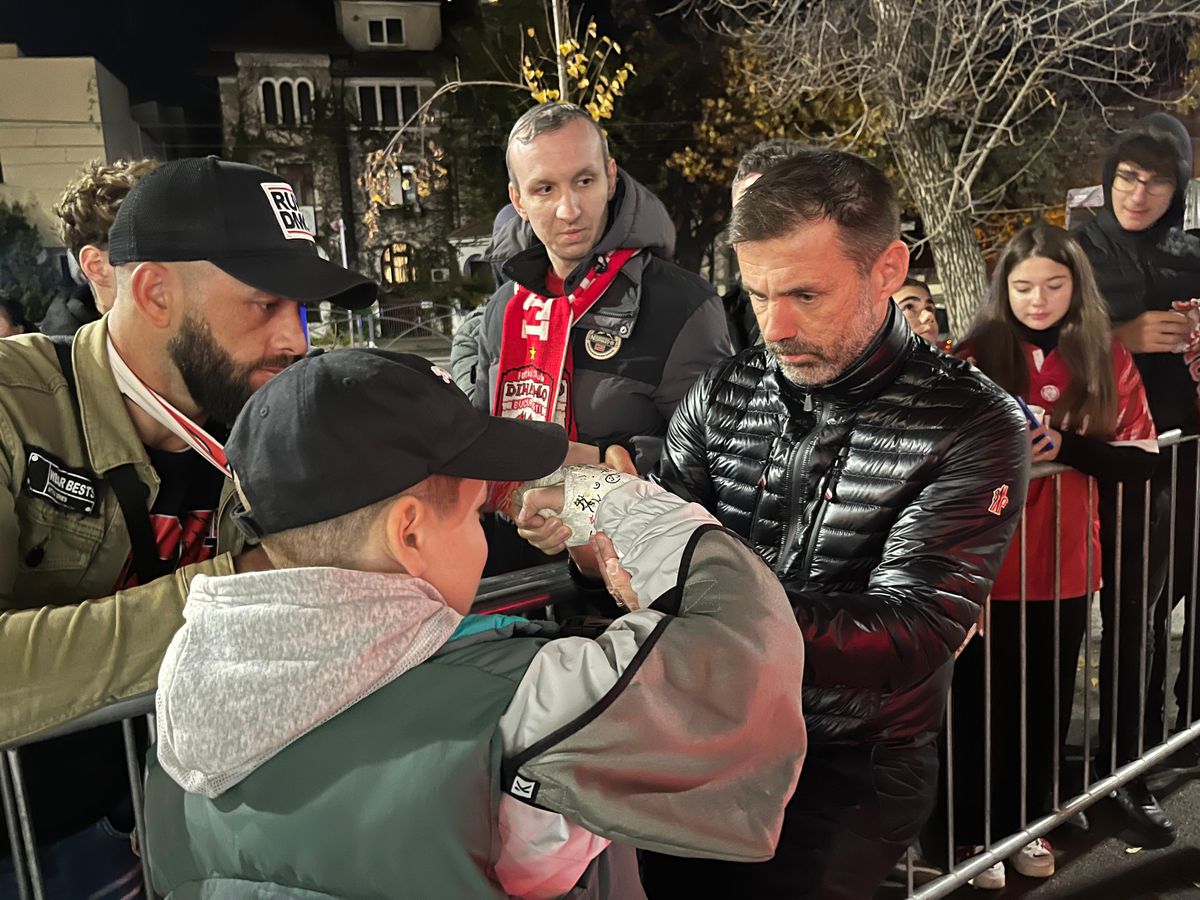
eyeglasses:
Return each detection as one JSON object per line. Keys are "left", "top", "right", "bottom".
{"left": 1111, "top": 169, "right": 1175, "bottom": 198}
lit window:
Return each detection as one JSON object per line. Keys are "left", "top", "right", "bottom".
{"left": 382, "top": 242, "right": 416, "bottom": 284}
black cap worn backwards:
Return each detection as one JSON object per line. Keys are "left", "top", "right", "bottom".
{"left": 107, "top": 157, "right": 377, "bottom": 309}
{"left": 226, "top": 350, "right": 568, "bottom": 538}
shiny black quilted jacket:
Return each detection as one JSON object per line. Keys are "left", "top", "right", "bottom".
{"left": 658, "top": 308, "right": 1031, "bottom": 746}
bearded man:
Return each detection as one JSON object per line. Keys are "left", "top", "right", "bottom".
{"left": 0, "top": 157, "right": 374, "bottom": 898}
{"left": 640, "top": 148, "right": 1030, "bottom": 899}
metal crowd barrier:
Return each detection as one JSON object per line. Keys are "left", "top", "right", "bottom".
{"left": 5, "top": 434, "right": 1200, "bottom": 898}
{"left": 906, "top": 431, "right": 1200, "bottom": 898}
{"left": 0, "top": 563, "right": 582, "bottom": 900}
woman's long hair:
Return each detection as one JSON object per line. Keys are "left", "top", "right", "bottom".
{"left": 962, "top": 223, "right": 1116, "bottom": 437}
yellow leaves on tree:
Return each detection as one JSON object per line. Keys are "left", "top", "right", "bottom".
{"left": 668, "top": 44, "right": 880, "bottom": 187}
{"left": 521, "top": 17, "right": 636, "bottom": 123}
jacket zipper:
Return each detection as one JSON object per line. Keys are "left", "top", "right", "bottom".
{"left": 799, "top": 444, "right": 848, "bottom": 583}
{"left": 777, "top": 392, "right": 826, "bottom": 574}
{"left": 747, "top": 437, "right": 779, "bottom": 544}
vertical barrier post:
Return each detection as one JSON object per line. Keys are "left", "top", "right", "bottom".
{"left": 0, "top": 753, "right": 31, "bottom": 900}
{"left": 1111, "top": 484, "right": 1124, "bottom": 775}
{"left": 1138, "top": 479, "right": 1151, "bottom": 757}
{"left": 123, "top": 721, "right": 157, "bottom": 900}
{"left": 1083, "top": 481, "right": 1095, "bottom": 790}
{"left": 1053, "top": 474, "right": 1063, "bottom": 810}
{"left": 945, "top": 682, "right": 956, "bottom": 875}
{"left": 984, "top": 588, "right": 994, "bottom": 851}
{"left": 5, "top": 751, "right": 44, "bottom": 900}
{"left": 1019, "top": 504, "right": 1029, "bottom": 828}
{"left": 1190, "top": 439, "right": 1200, "bottom": 726}
{"left": 1167, "top": 445, "right": 1179, "bottom": 743}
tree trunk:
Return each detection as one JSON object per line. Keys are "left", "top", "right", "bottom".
{"left": 891, "top": 121, "right": 990, "bottom": 340}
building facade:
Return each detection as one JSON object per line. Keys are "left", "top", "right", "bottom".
{"left": 215, "top": 0, "right": 469, "bottom": 301}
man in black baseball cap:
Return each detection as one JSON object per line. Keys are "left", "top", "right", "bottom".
{"left": 143, "top": 348, "right": 808, "bottom": 899}
{"left": 0, "top": 158, "right": 380, "bottom": 897}
{"left": 108, "top": 156, "right": 375, "bottom": 310}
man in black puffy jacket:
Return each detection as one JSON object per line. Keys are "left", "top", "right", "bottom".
{"left": 1076, "top": 113, "right": 1200, "bottom": 845}
{"left": 641, "top": 149, "right": 1030, "bottom": 899}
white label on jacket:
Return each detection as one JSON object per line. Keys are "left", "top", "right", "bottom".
{"left": 511, "top": 775, "right": 539, "bottom": 801}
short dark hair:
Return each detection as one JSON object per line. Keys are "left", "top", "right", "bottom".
{"left": 506, "top": 103, "right": 610, "bottom": 190}
{"left": 735, "top": 138, "right": 805, "bottom": 185}
{"left": 899, "top": 276, "right": 931, "bottom": 297}
{"left": 730, "top": 148, "right": 900, "bottom": 271}
{"left": 1108, "top": 127, "right": 1182, "bottom": 185}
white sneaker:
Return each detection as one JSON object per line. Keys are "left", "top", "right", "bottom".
{"left": 1011, "top": 837, "right": 1055, "bottom": 878}
{"left": 958, "top": 846, "right": 1006, "bottom": 890}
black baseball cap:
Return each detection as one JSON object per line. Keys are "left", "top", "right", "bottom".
{"left": 226, "top": 350, "right": 568, "bottom": 537}
{"left": 108, "top": 157, "right": 377, "bottom": 309}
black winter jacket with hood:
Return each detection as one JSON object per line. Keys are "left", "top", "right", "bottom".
{"left": 1076, "top": 112, "right": 1200, "bottom": 432}
{"left": 473, "top": 170, "right": 731, "bottom": 473}
{"left": 657, "top": 306, "right": 1030, "bottom": 747}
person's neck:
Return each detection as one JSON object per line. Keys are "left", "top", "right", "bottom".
{"left": 547, "top": 253, "right": 576, "bottom": 283}
{"left": 107, "top": 316, "right": 205, "bottom": 452}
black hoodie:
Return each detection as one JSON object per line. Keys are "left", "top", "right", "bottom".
{"left": 1076, "top": 112, "right": 1200, "bottom": 432}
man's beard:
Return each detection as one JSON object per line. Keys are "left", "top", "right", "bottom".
{"left": 167, "top": 312, "right": 295, "bottom": 426}
{"left": 766, "top": 291, "right": 882, "bottom": 387}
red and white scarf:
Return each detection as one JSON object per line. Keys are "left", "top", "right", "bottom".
{"left": 107, "top": 337, "right": 231, "bottom": 477}
{"left": 492, "top": 248, "right": 638, "bottom": 435}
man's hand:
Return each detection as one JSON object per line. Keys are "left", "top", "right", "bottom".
{"left": 1113, "top": 311, "right": 1193, "bottom": 354}
{"left": 233, "top": 545, "right": 273, "bottom": 573}
{"left": 516, "top": 484, "right": 571, "bottom": 556}
{"left": 513, "top": 447, "right": 637, "bottom": 555}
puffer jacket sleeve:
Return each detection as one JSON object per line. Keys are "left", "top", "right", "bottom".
{"left": 784, "top": 393, "right": 1029, "bottom": 693}
{"left": 472, "top": 285, "right": 508, "bottom": 412}
{"left": 654, "top": 363, "right": 723, "bottom": 509}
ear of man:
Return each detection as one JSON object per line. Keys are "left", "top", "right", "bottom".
{"left": 125, "top": 262, "right": 180, "bottom": 330}
{"left": 873, "top": 240, "right": 911, "bottom": 305}
{"left": 78, "top": 245, "right": 115, "bottom": 292}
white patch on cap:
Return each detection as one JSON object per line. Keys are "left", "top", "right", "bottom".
{"left": 260, "top": 182, "right": 315, "bottom": 242}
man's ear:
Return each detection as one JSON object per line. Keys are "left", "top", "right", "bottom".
{"left": 606, "top": 157, "right": 618, "bottom": 200}
{"left": 127, "top": 262, "right": 177, "bottom": 330}
{"left": 78, "top": 245, "right": 114, "bottom": 291}
{"left": 382, "top": 494, "right": 428, "bottom": 577}
{"left": 508, "top": 182, "right": 528, "bottom": 220}
{"left": 874, "top": 240, "right": 911, "bottom": 303}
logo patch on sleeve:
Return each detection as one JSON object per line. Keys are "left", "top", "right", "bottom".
{"left": 260, "top": 182, "right": 315, "bottom": 242}
{"left": 24, "top": 447, "right": 99, "bottom": 516}
{"left": 510, "top": 775, "right": 540, "bottom": 802}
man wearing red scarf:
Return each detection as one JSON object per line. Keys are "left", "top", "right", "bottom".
{"left": 472, "top": 103, "right": 731, "bottom": 571}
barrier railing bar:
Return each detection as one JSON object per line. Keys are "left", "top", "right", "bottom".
{"left": 912, "top": 722, "right": 1200, "bottom": 899}
{"left": 1083, "top": 480, "right": 1095, "bottom": 791}
{"left": 1190, "top": 445, "right": 1200, "bottom": 726}
{"left": 1166, "top": 445, "right": 1179, "bottom": 747}
{"left": 1019, "top": 503, "right": 1029, "bottom": 829}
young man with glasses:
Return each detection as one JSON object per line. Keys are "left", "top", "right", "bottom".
{"left": 1077, "top": 113, "right": 1200, "bottom": 847}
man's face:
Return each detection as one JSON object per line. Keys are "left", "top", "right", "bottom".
{"left": 508, "top": 118, "right": 618, "bottom": 276}
{"left": 738, "top": 219, "right": 901, "bottom": 386}
{"left": 419, "top": 479, "right": 489, "bottom": 616}
{"left": 1111, "top": 161, "right": 1175, "bottom": 233}
{"left": 167, "top": 263, "right": 307, "bottom": 424}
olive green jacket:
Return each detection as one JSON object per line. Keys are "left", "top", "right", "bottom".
{"left": 0, "top": 318, "right": 243, "bottom": 746}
